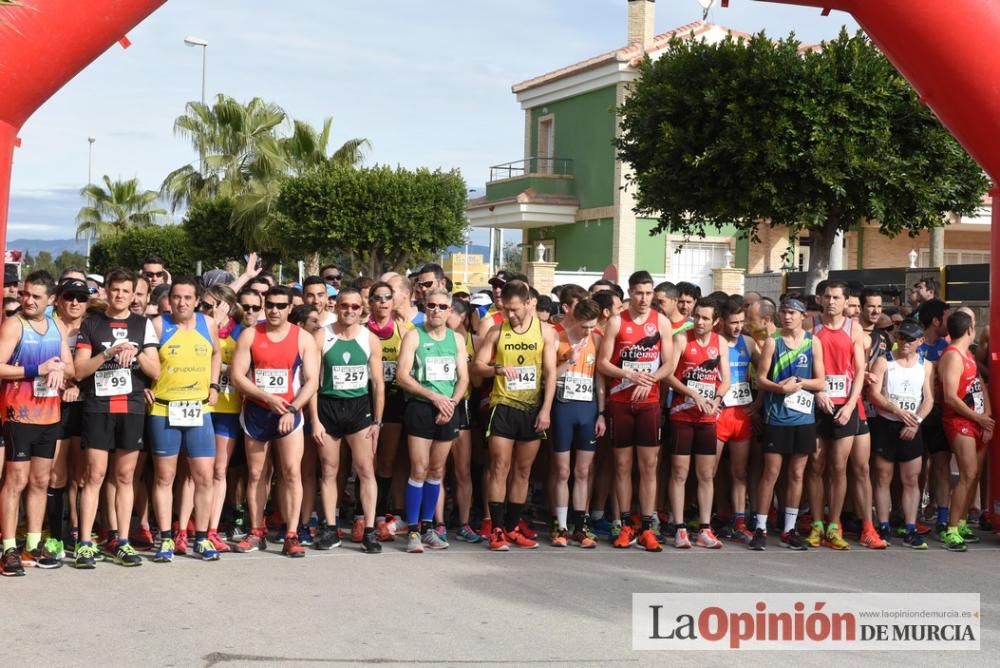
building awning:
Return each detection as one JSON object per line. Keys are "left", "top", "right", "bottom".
{"left": 466, "top": 188, "right": 578, "bottom": 229}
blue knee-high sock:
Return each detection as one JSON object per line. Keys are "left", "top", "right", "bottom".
{"left": 406, "top": 479, "right": 424, "bottom": 528}
{"left": 421, "top": 479, "right": 442, "bottom": 524}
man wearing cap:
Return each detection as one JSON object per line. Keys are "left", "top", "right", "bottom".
{"left": 749, "top": 298, "right": 826, "bottom": 551}
{"left": 3, "top": 264, "right": 20, "bottom": 299}
{"left": 867, "top": 318, "right": 933, "bottom": 549}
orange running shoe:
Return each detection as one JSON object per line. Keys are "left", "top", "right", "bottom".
{"left": 551, "top": 529, "right": 569, "bottom": 548}
{"left": 207, "top": 530, "right": 231, "bottom": 553}
{"left": 488, "top": 527, "right": 508, "bottom": 552}
{"left": 516, "top": 519, "right": 538, "bottom": 540}
{"left": 175, "top": 531, "right": 188, "bottom": 555}
{"left": 638, "top": 529, "right": 662, "bottom": 552}
{"left": 505, "top": 528, "right": 538, "bottom": 549}
{"left": 350, "top": 517, "right": 365, "bottom": 543}
{"left": 859, "top": 527, "right": 887, "bottom": 549}
{"left": 613, "top": 524, "right": 636, "bottom": 549}
{"left": 479, "top": 518, "right": 493, "bottom": 540}
{"left": 375, "top": 519, "right": 394, "bottom": 542}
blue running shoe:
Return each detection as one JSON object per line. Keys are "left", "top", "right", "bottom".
{"left": 193, "top": 538, "right": 220, "bottom": 561}
{"left": 154, "top": 538, "right": 175, "bottom": 563}
{"left": 456, "top": 524, "right": 483, "bottom": 543}
{"left": 298, "top": 524, "right": 314, "bottom": 547}
{"left": 590, "top": 517, "right": 612, "bottom": 537}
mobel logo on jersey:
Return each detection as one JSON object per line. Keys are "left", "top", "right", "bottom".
{"left": 503, "top": 342, "right": 538, "bottom": 352}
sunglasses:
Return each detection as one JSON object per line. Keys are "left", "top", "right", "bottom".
{"left": 240, "top": 303, "right": 263, "bottom": 313}
{"left": 897, "top": 334, "right": 918, "bottom": 343}
{"left": 88, "top": 287, "right": 99, "bottom": 295}
{"left": 337, "top": 303, "right": 363, "bottom": 311}
{"left": 144, "top": 271, "right": 166, "bottom": 279}
{"left": 417, "top": 280, "right": 435, "bottom": 289}
{"left": 265, "top": 301, "right": 290, "bottom": 311}
{"left": 370, "top": 294, "right": 392, "bottom": 303}
{"left": 425, "top": 303, "right": 450, "bottom": 312}
{"left": 199, "top": 301, "right": 215, "bottom": 311}
{"left": 63, "top": 294, "right": 89, "bottom": 304}
{"left": 323, "top": 274, "right": 342, "bottom": 282}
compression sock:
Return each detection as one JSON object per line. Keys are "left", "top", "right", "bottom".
{"left": 47, "top": 487, "right": 66, "bottom": 541}
{"left": 569, "top": 510, "right": 585, "bottom": 532}
{"left": 375, "top": 476, "right": 392, "bottom": 520}
{"left": 937, "top": 506, "right": 949, "bottom": 526}
{"left": 405, "top": 479, "right": 424, "bottom": 529}
{"left": 556, "top": 507, "right": 568, "bottom": 531}
{"left": 421, "top": 479, "right": 442, "bottom": 527}
{"left": 621, "top": 511, "right": 632, "bottom": 530}
{"left": 504, "top": 502, "right": 524, "bottom": 533}
{"left": 641, "top": 515, "right": 654, "bottom": 532}
{"left": 489, "top": 502, "right": 505, "bottom": 532}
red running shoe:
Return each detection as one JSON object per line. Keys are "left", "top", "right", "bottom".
{"left": 207, "top": 530, "right": 231, "bottom": 553}
{"left": 479, "top": 518, "right": 493, "bottom": 540}
{"left": 504, "top": 528, "right": 538, "bottom": 549}
{"left": 350, "top": 517, "right": 365, "bottom": 543}
{"left": 515, "top": 519, "right": 537, "bottom": 540}
{"left": 488, "top": 527, "right": 508, "bottom": 552}
{"left": 282, "top": 533, "right": 305, "bottom": 558}
{"left": 175, "top": 531, "right": 189, "bottom": 555}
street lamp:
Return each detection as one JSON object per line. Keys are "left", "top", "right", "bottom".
{"left": 184, "top": 36, "right": 208, "bottom": 174}
{"left": 86, "top": 136, "right": 96, "bottom": 265}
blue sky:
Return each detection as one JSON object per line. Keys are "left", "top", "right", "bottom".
{"left": 6, "top": 0, "right": 856, "bottom": 245}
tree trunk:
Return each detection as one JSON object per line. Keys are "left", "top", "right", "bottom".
{"left": 305, "top": 252, "right": 320, "bottom": 277}
{"left": 804, "top": 214, "right": 841, "bottom": 297}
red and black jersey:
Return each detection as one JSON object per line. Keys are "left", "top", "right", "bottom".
{"left": 942, "top": 345, "right": 984, "bottom": 420}
{"left": 609, "top": 311, "right": 663, "bottom": 405}
{"left": 77, "top": 312, "right": 158, "bottom": 415}
{"left": 670, "top": 331, "right": 722, "bottom": 423}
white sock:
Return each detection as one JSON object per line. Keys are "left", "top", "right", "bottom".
{"left": 556, "top": 507, "right": 568, "bottom": 530}
{"left": 784, "top": 507, "right": 799, "bottom": 534}
{"left": 756, "top": 514, "right": 769, "bottom": 534}
{"left": 590, "top": 510, "right": 605, "bottom": 521}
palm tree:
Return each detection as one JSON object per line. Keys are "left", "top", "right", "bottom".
{"left": 76, "top": 175, "right": 167, "bottom": 242}
{"left": 163, "top": 94, "right": 369, "bottom": 250}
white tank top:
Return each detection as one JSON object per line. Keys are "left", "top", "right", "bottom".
{"left": 878, "top": 357, "right": 925, "bottom": 422}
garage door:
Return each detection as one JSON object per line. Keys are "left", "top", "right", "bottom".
{"left": 669, "top": 241, "right": 730, "bottom": 293}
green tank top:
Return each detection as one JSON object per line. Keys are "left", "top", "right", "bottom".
{"left": 411, "top": 326, "right": 458, "bottom": 402}
{"left": 320, "top": 325, "right": 371, "bottom": 399}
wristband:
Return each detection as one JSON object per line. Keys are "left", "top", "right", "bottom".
{"left": 915, "top": 415, "right": 923, "bottom": 424}
{"left": 23, "top": 364, "right": 38, "bottom": 379}
{"left": 210, "top": 383, "right": 222, "bottom": 392}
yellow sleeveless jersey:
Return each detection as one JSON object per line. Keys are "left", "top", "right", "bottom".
{"left": 214, "top": 321, "right": 243, "bottom": 414}
{"left": 149, "top": 313, "right": 214, "bottom": 417}
{"left": 378, "top": 321, "right": 412, "bottom": 388}
{"left": 490, "top": 317, "right": 544, "bottom": 411}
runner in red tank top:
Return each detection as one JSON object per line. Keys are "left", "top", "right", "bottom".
{"left": 939, "top": 310, "right": 994, "bottom": 551}
{"left": 596, "top": 271, "right": 674, "bottom": 552}
{"left": 806, "top": 281, "right": 879, "bottom": 550}
{"left": 665, "top": 299, "right": 730, "bottom": 549}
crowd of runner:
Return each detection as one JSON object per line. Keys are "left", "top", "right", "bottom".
{"left": 0, "top": 255, "right": 992, "bottom": 575}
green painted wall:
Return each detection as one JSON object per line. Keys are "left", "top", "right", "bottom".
{"left": 529, "top": 86, "right": 617, "bottom": 210}
{"left": 529, "top": 219, "right": 612, "bottom": 271}
{"left": 636, "top": 218, "right": 666, "bottom": 272}
{"left": 486, "top": 175, "right": 575, "bottom": 201}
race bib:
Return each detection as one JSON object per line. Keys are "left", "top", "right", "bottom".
{"left": 425, "top": 356, "right": 456, "bottom": 382}
{"left": 559, "top": 372, "right": 594, "bottom": 402}
{"left": 95, "top": 368, "right": 132, "bottom": 397}
{"left": 507, "top": 366, "right": 537, "bottom": 392}
{"left": 623, "top": 360, "right": 658, "bottom": 375}
{"left": 785, "top": 389, "right": 814, "bottom": 414}
{"left": 973, "top": 391, "right": 985, "bottom": 415}
{"left": 255, "top": 368, "right": 289, "bottom": 394}
{"left": 687, "top": 380, "right": 716, "bottom": 401}
{"left": 890, "top": 394, "right": 920, "bottom": 414}
{"left": 168, "top": 400, "right": 204, "bottom": 427}
{"left": 33, "top": 376, "right": 59, "bottom": 398}
{"left": 723, "top": 381, "right": 752, "bottom": 407}
{"left": 826, "top": 374, "right": 848, "bottom": 399}
{"left": 383, "top": 361, "right": 397, "bottom": 383}
{"left": 331, "top": 365, "right": 368, "bottom": 391}
{"left": 218, "top": 363, "right": 232, "bottom": 395}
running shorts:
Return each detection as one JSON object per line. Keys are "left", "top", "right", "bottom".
{"left": 486, "top": 404, "right": 542, "bottom": 442}
{"left": 608, "top": 402, "right": 660, "bottom": 448}
{"left": 716, "top": 406, "right": 752, "bottom": 443}
{"left": 870, "top": 417, "right": 923, "bottom": 463}
{"left": 240, "top": 402, "right": 303, "bottom": 442}
{"left": 4, "top": 422, "right": 59, "bottom": 462}
{"left": 816, "top": 406, "right": 859, "bottom": 441}
{"left": 82, "top": 413, "right": 145, "bottom": 452}
{"left": 404, "top": 400, "right": 460, "bottom": 442}
{"left": 763, "top": 422, "right": 817, "bottom": 456}
{"left": 146, "top": 415, "right": 216, "bottom": 458}
{"left": 943, "top": 416, "right": 988, "bottom": 452}
{"left": 551, "top": 400, "right": 598, "bottom": 454}
{"left": 211, "top": 412, "right": 241, "bottom": 440}
{"left": 59, "top": 401, "right": 84, "bottom": 440}
{"left": 669, "top": 421, "right": 717, "bottom": 456}
{"left": 317, "top": 395, "right": 373, "bottom": 439}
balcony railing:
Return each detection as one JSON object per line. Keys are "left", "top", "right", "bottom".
{"left": 489, "top": 157, "right": 574, "bottom": 182}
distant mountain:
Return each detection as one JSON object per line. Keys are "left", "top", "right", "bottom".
{"left": 8, "top": 238, "right": 88, "bottom": 257}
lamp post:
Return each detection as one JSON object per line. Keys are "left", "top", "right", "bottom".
{"left": 86, "top": 136, "right": 96, "bottom": 265}
{"left": 184, "top": 36, "right": 208, "bottom": 173}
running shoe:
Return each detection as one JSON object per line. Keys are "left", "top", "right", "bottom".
{"left": 478, "top": 518, "right": 493, "bottom": 541}
{"left": 154, "top": 538, "right": 176, "bottom": 563}
{"left": 613, "top": 524, "right": 636, "bottom": 549}
{"left": 361, "top": 531, "right": 382, "bottom": 554}
{"left": 840, "top": 517, "right": 862, "bottom": 538}
{"left": 74, "top": 543, "right": 97, "bottom": 569}
{"left": 422, "top": 529, "right": 449, "bottom": 550}
{"left": 516, "top": 519, "right": 537, "bottom": 540}
{"left": 297, "top": 524, "right": 314, "bottom": 547}
{"left": 229, "top": 523, "right": 248, "bottom": 542}
{"left": 609, "top": 520, "right": 622, "bottom": 542}
{"left": 696, "top": 528, "right": 722, "bottom": 549}
{"left": 958, "top": 521, "right": 980, "bottom": 544}
{"left": 967, "top": 507, "right": 981, "bottom": 524}
{"left": 488, "top": 527, "right": 508, "bottom": 552}
{"left": 315, "top": 525, "right": 341, "bottom": 550}
{"left": 456, "top": 525, "right": 483, "bottom": 544}
{"left": 657, "top": 521, "right": 677, "bottom": 543}
{"left": 2, "top": 547, "right": 25, "bottom": 576}
{"left": 436, "top": 524, "right": 448, "bottom": 543}
{"left": 877, "top": 525, "right": 893, "bottom": 546}
{"left": 20, "top": 548, "right": 36, "bottom": 568}
{"left": 729, "top": 521, "right": 753, "bottom": 544}
{"left": 233, "top": 529, "right": 267, "bottom": 553}
{"left": 673, "top": 527, "right": 692, "bottom": 549}
{"left": 385, "top": 514, "right": 406, "bottom": 537}
{"left": 129, "top": 527, "right": 154, "bottom": 551}
{"left": 282, "top": 533, "right": 306, "bottom": 558}
{"left": 504, "top": 528, "right": 538, "bottom": 549}
{"left": 193, "top": 538, "right": 221, "bottom": 561}
{"left": 805, "top": 524, "right": 824, "bottom": 548}
{"left": 824, "top": 527, "right": 851, "bottom": 551}
{"left": 407, "top": 532, "right": 424, "bottom": 553}
{"left": 904, "top": 532, "right": 928, "bottom": 550}
{"left": 571, "top": 527, "right": 598, "bottom": 549}
{"left": 589, "top": 516, "right": 613, "bottom": 537}
{"left": 375, "top": 519, "right": 394, "bottom": 542}
{"left": 915, "top": 520, "right": 932, "bottom": 535}
{"left": 749, "top": 528, "right": 767, "bottom": 551}
{"left": 551, "top": 529, "right": 569, "bottom": 548}
{"left": 351, "top": 518, "right": 365, "bottom": 543}
{"left": 207, "top": 531, "right": 231, "bottom": 553}
{"left": 114, "top": 542, "right": 142, "bottom": 567}
{"left": 942, "top": 528, "right": 967, "bottom": 552}
{"left": 979, "top": 511, "right": 993, "bottom": 532}
{"left": 273, "top": 525, "right": 286, "bottom": 544}
{"left": 860, "top": 527, "right": 887, "bottom": 549}
{"left": 934, "top": 523, "right": 949, "bottom": 542}
{"left": 780, "top": 530, "right": 809, "bottom": 551}
{"left": 175, "top": 531, "right": 189, "bottom": 555}
{"left": 44, "top": 537, "right": 65, "bottom": 562}
{"left": 638, "top": 529, "right": 662, "bottom": 552}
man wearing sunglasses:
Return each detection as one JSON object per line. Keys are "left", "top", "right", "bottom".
{"left": 414, "top": 263, "right": 445, "bottom": 310}
{"left": 320, "top": 264, "right": 342, "bottom": 288}
{"left": 0, "top": 271, "right": 74, "bottom": 575}
{"left": 868, "top": 319, "right": 933, "bottom": 550}
{"left": 230, "top": 285, "right": 319, "bottom": 558}
{"left": 141, "top": 256, "right": 170, "bottom": 289}
{"left": 309, "top": 288, "right": 385, "bottom": 554}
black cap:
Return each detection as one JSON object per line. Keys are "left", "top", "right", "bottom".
{"left": 3, "top": 264, "right": 19, "bottom": 285}
{"left": 896, "top": 319, "right": 924, "bottom": 340}
{"left": 59, "top": 278, "right": 90, "bottom": 297}
{"left": 488, "top": 270, "right": 514, "bottom": 288}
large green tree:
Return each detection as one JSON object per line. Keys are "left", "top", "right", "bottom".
{"left": 616, "top": 29, "right": 988, "bottom": 292}
{"left": 90, "top": 225, "right": 196, "bottom": 276}
{"left": 181, "top": 197, "right": 247, "bottom": 268}
{"left": 161, "top": 95, "right": 369, "bottom": 250}
{"left": 76, "top": 175, "right": 167, "bottom": 243}
{"left": 275, "top": 165, "right": 467, "bottom": 278}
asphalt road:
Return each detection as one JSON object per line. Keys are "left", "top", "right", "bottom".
{"left": 7, "top": 534, "right": 1000, "bottom": 667}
